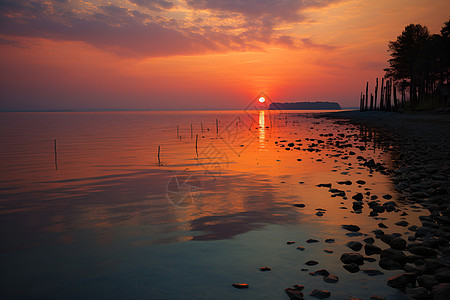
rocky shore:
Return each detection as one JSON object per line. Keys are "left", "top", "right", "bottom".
{"left": 321, "top": 110, "right": 450, "bottom": 299}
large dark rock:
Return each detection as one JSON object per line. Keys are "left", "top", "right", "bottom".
{"left": 405, "top": 287, "right": 429, "bottom": 299}
{"left": 417, "top": 274, "right": 439, "bottom": 289}
{"left": 431, "top": 283, "right": 450, "bottom": 300}
{"left": 343, "top": 263, "right": 360, "bottom": 273}
{"left": 340, "top": 252, "right": 364, "bottom": 265}
{"left": 352, "top": 193, "right": 364, "bottom": 201}
{"left": 342, "top": 225, "right": 361, "bottom": 232}
{"left": 379, "top": 258, "right": 403, "bottom": 270}
{"left": 310, "top": 289, "right": 331, "bottom": 299}
{"left": 389, "top": 237, "right": 407, "bottom": 250}
{"left": 408, "top": 246, "right": 438, "bottom": 257}
{"left": 365, "top": 244, "right": 382, "bottom": 255}
{"left": 381, "top": 248, "right": 408, "bottom": 264}
{"left": 387, "top": 273, "right": 417, "bottom": 289}
{"left": 285, "top": 288, "right": 304, "bottom": 300}
{"left": 346, "top": 241, "right": 363, "bottom": 251}
{"left": 435, "top": 268, "right": 450, "bottom": 283}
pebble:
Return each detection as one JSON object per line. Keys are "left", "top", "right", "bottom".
{"left": 305, "top": 260, "right": 319, "bottom": 266}
{"left": 382, "top": 194, "right": 393, "bottom": 199}
{"left": 293, "top": 204, "right": 306, "bottom": 208}
{"left": 323, "top": 274, "right": 339, "bottom": 283}
{"left": 395, "top": 220, "right": 409, "bottom": 227}
{"left": 314, "top": 269, "right": 330, "bottom": 276}
{"left": 325, "top": 239, "right": 335, "bottom": 243}
{"left": 324, "top": 249, "right": 333, "bottom": 254}
{"left": 285, "top": 288, "right": 304, "bottom": 300}
{"left": 287, "top": 241, "right": 295, "bottom": 245}
{"left": 306, "top": 239, "right": 319, "bottom": 243}
{"left": 293, "top": 285, "right": 305, "bottom": 291}
{"left": 260, "top": 267, "right": 271, "bottom": 271}
{"left": 297, "top": 246, "right": 305, "bottom": 251}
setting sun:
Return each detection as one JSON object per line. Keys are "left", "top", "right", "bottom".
{"left": 259, "top": 97, "right": 266, "bottom": 103}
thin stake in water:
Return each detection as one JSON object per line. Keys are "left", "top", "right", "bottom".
{"left": 191, "top": 124, "right": 193, "bottom": 139}
{"left": 195, "top": 134, "right": 198, "bottom": 157}
{"left": 54, "top": 139, "right": 58, "bottom": 170}
{"left": 216, "top": 118, "right": 218, "bottom": 134}
{"left": 158, "top": 146, "right": 161, "bottom": 165}
{"left": 177, "top": 125, "right": 179, "bottom": 138}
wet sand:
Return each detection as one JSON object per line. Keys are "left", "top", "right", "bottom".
{"left": 318, "top": 110, "right": 450, "bottom": 299}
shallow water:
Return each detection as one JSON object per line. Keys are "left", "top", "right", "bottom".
{"left": 0, "top": 110, "right": 424, "bottom": 299}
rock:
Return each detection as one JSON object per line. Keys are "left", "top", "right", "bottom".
{"left": 314, "top": 269, "right": 330, "bottom": 276}
{"left": 408, "top": 246, "right": 438, "bottom": 257}
{"left": 378, "top": 222, "right": 388, "bottom": 228}
{"left": 305, "top": 260, "right": 319, "bottom": 266}
{"left": 365, "top": 244, "right": 382, "bottom": 255}
{"left": 324, "top": 249, "right": 333, "bottom": 254}
{"left": 364, "top": 237, "right": 375, "bottom": 244}
{"left": 363, "top": 269, "right": 384, "bottom": 276}
{"left": 435, "top": 268, "right": 450, "bottom": 283}
{"left": 232, "top": 283, "right": 249, "bottom": 289}
{"left": 293, "top": 285, "right": 305, "bottom": 291}
{"left": 417, "top": 274, "right": 439, "bottom": 289}
{"left": 325, "top": 239, "right": 335, "bottom": 243}
{"left": 306, "top": 239, "right": 319, "bottom": 243}
{"left": 379, "top": 258, "right": 402, "bottom": 270}
{"left": 369, "top": 296, "right": 385, "bottom": 300}
{"left": 431, "top": 283, "right": 450, "bottom": 300}
{"left": 343, "top": 263, "right": 360, "bottom": 273}
{"left": 346, "top": 241, "right": 363, "bottom": 251}
{"left": 381, "top": 248, "right": 408, "bottom": 264}
{"left": 387, "top": 273, "right": 417, "bottom": 289}
{"left": 382, "top": 194, "right": 393, "bottom": 199}
{"left": 405, "top": 287, "right": 429, "bottom": 299}
{"left": 260, "top": 267, "right": 271, "bottom": 271}
{"left": 293, "top": 204, "right": 306, "bottom": 208}
{"left": 389, "top": 237, "right": 407, "bottom": 250}
{"left": 353, "top": 202, "right": 364, "bottom": 210}
{"left": 287, "top": 241, "right": 296, "bottom": 244}
{"left": 396, "top": 220, "right": 409, "bottom": 227}
{"left": 285, "top": 288, "right": 304, "bottom": 300}
{"left": 338, "top": 180, "right": 352, "bottom": 185}
{"left": 356, "top": 180, "right": 366, "bottom": 185}
{"left": 323, "top": 274, "right": 339, "bottom": 283}
{"left": 317, "top": 183, "right": 332, "bottom": 188}
{"left": 310, "top": 289, "right": 331, "bottom": 299}
{"left": 340, "top": 253, "right": 364, "bottom": 265}
{"left": 316, "top": 211, "right": 324, "bottom": 216}
{"left": 342, "top": 225, "right": 361, "bottom": 232}
{"left": 352, "top": 193, "right": 364, "bottom": 201}
{"left": 297, "top": 246, "right": 305, "bottom": 251}
{"left": 380, "top": 234, "right": 396, "bottom": 245}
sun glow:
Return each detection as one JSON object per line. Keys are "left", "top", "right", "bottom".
{"left": 259, "top": 97, "right": 266, "bottom": 103}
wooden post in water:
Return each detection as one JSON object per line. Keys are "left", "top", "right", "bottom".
{"left": 54, "top": 139, "right": 58, "bottom": 170}
{"left": 158, "top": 146, "right": 161, "bottom": 165}
{"left": 201, "top": 122, "right": 204, "bottom": 133}
{"left": 380, "top": 78, "right": 385, "bottom": 111}
{"left": 195, "top": 134, "right": 198, "bottom": 157}
{"left": 370, "top": 93, "right": 374, "bottom": 111}
{"left": 360, "top": 92, "right": 363, "bottom": 111}
{"left": 374, "top": 78, "right": 379, "bottom": 110}
{"left": 177, "top": 125, "right": 179, "bottom": 138}
{"left": 216, "top": 118, "right": 218, "bottom": 134}
{"left": 190, "top": 124, "right": 193, "bottom": 139}
{"left": 365, "top": 82, "right": 369, "bottom": 111}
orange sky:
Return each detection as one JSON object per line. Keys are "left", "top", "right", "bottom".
{"left": 0, "top": 0, "right": 449, "bottom": 110}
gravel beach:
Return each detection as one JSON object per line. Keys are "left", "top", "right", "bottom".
{"left": 320, "top": 110, "right": 450, "bottom": 299}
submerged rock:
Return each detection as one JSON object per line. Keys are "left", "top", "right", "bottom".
{"left": 365, "top": 244, "right": 382, "bottom": 255}
{"left": 343, "top": 263, "right": 360, "bottom": 273}
{"left": 340, "top": 253, "right": 364, "bottom": 265}
{"left": 346, "top": 241, "right": 363, "bottom": 251}
{"left": 310, "top": 289, "right": 331, "bottom": 299}
{"left": 387, "top": 273, "right": 417, "bottom": 289}
{"left": 342, "top": 225, "right": 361, "bottom": 232}
{"left": 314, "top": 269, "right": 330, "bottom": 276}
{"left": 362, "top": 269, "right": 384, "bottom": 276}
{"left": 305, "top": 260, "right": 319, "bottom": 266}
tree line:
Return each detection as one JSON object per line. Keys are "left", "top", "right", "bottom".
{"left": 360, "top": 18, "right": 450, "bottom": 111}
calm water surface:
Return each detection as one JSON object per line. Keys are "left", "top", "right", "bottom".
{"left": 0, "top": 111, "right": 422, "bottom": 299}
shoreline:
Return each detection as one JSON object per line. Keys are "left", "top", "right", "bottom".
{"left": 320, "top": 110, "right": 450, "bottom": 298}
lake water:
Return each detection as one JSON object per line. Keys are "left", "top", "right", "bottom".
{"left": 0, "top": 110, "right": 422, "bottom": 299}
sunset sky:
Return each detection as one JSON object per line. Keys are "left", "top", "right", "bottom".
{"left": 0, "top": 0, "right": 449, "bottom": 111}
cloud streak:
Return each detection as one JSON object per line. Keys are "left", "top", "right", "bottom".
{"left": 0, "top": 0, "right": 341, "bottom": 57}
